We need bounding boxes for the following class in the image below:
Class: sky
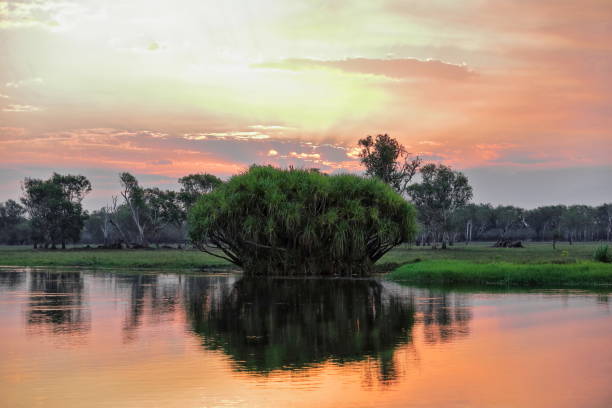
[1,0,611,209]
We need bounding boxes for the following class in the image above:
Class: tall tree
[358,134,421,194]
[178,173,223,215]
[492,206,526,239]
[407,164,473,248]
[144,188,182,245]
[21,173,91,248]
[596,204,612,242]
[119,172,148,246]
[0,199,28,244]
[561,205,592,244]
[452,203,493,245]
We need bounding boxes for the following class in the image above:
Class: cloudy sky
[1,0,611,209]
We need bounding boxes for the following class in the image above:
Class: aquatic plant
[189,166,417,276]
[593,245,611,263]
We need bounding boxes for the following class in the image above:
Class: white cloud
[3,104,42,112]
[289,152,320,160]
[249,124,292,130]
[183,131,270,141]
[0,0,81,30]
[419,140,442,146]
[5,77,43,88]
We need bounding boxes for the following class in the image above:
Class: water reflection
[2,269,612,408]
[186,278,413,381]
[418,291,472,344]
[4,270,476,383]
[26,271,90,336]
[0,270,25,290]
[182,277,475,385]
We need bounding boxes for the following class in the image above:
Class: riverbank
[0,247,230,270]
[1,243,610,286]
[387,259,612,287]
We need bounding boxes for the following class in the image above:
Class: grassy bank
[0,247,230,270]
[387,259,612,287]
[380,242,601,264]
[0,243,609,286]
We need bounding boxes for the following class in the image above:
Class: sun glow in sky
[1,0,611,207]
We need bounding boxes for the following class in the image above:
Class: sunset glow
[1,0,611,207]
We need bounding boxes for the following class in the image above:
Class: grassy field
[0,242,610,287]
[382,242,612,287]
[379,241,602,264]
[387,259,612,287]
[0,246,231,270]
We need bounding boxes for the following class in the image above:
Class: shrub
[189,166,417,276]
[593,245,611,263]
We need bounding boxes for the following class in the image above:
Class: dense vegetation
[0,133,609,281]
[189,166,417,276]
[388,260,612,287]
[0,242,603,270]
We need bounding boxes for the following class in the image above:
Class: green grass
[0,242,610,287]
[387,259,612,287]
[0,247,231,270]
[379,241,600,264]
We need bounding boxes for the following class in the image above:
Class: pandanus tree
[189,166,417,276]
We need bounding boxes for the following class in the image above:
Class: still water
[0,268,611,408]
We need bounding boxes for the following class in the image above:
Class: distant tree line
[356,134,611,248]
[416,202,612,248]
[0,172,222,248]
[0,134,610,248]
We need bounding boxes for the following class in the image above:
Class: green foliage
[525,205,566,241]
[21,173,91,248]
[118,172,183,246]
[189,166,417,276]
[178,173,223,213]
[388,259,612,286]
[0,200,29,244]
[407,163,473,247]
[358,134,421,194]
[593,245,611,263]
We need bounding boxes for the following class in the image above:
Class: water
[0,268,611,408]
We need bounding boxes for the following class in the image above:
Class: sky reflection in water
[0,269,610,408]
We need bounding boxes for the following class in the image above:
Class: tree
[144,188,182,245]
[0,199,28,244]
[452,203,493,245]
[492,206,526,239]
[358,134,421,194]
[21,173,91,248]
[178,173,223,214]
[407,164,473,249]
[119,172,148,246]
[189,166,417,276]
[596,204,612,242]
[561,205,593,245]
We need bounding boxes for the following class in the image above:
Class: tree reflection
[26,271,90,335]
[417,290,472,344]
[185,277,416,382]
[0,270,25,290]
[117,274,183,342]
